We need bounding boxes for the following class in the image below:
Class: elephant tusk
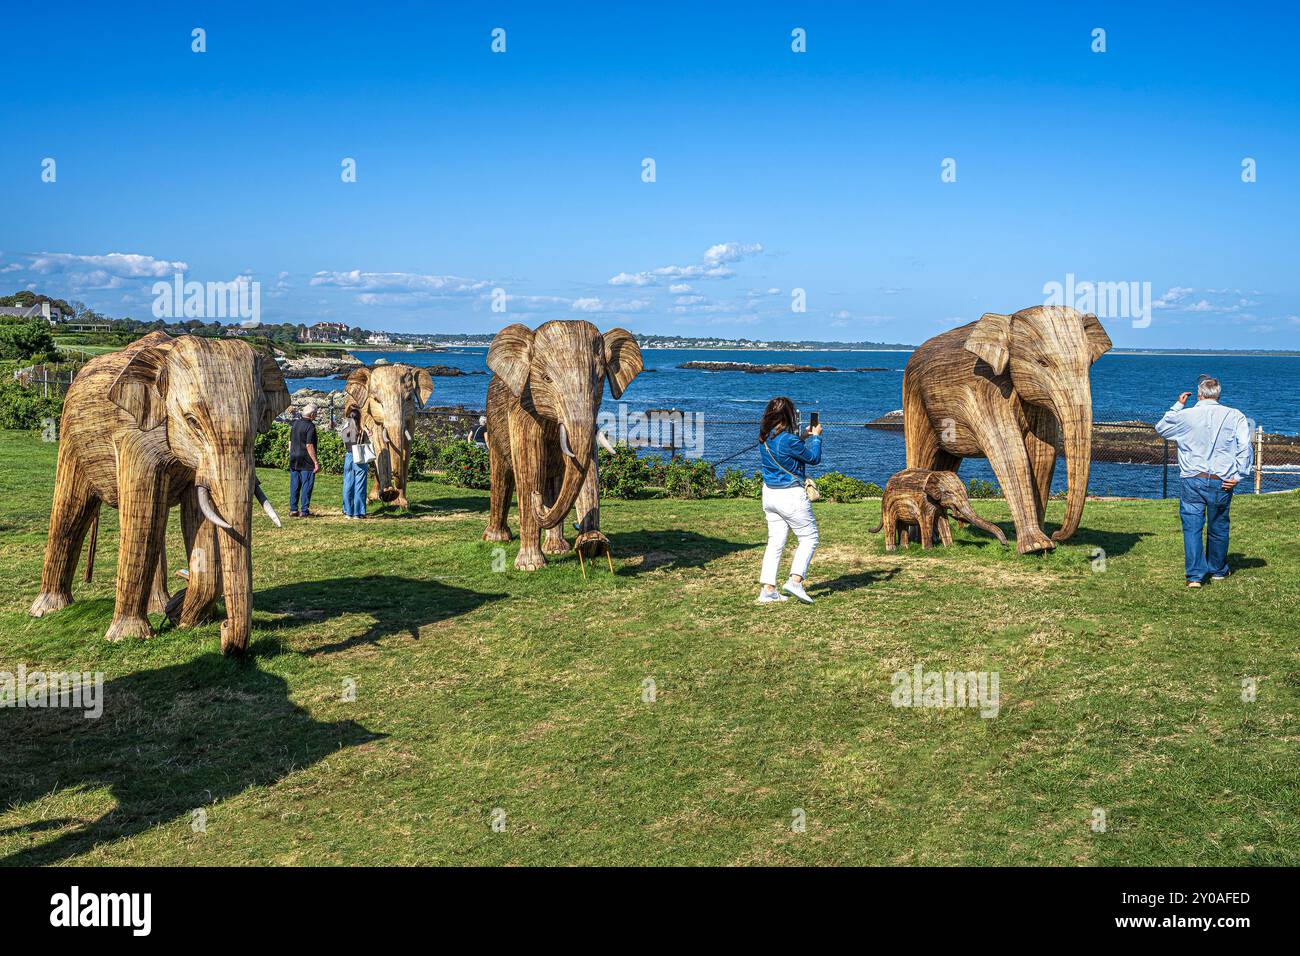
[404,428,413,443]
[559,423,577,460]
[253,480,282,528]
[597,429,616,454]
[196,486,233,530]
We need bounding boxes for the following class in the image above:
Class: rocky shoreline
[278,352,484,380]
[678,361,895,373]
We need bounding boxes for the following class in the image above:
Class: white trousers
[760,484,819,586]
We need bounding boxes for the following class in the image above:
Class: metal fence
[12,363,79,397]
[614,414,1300,499]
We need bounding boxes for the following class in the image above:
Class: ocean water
[288,348,1300,498]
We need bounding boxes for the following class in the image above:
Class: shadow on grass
[0,654,380,867]
[367,495,489,518]
[256,575,505,656]
[811,566,900,594]
[1226,552,1266,572]
[1050,527,1151,557]
[605,529,753,575]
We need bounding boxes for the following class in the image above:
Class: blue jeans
[1178,476,1232,581]
[290,468,316,514]
[342,454,368,516]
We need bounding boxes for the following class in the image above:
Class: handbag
[762,439,820,501]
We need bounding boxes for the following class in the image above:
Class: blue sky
[2,1,1298,347]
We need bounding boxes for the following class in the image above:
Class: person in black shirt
[289,404,320,516]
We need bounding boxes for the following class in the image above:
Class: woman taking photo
[756,396,822,604]
[339,406,370,519]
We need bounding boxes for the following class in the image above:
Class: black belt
[1193,472,1223,480]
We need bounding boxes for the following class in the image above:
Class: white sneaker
[757,589,788,604]
[783,579,814,604]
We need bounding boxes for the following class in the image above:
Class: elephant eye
[541,372,552,384]
[185,413,202,432]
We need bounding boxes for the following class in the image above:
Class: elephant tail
[868,515,884,534]
[83,509,99,583]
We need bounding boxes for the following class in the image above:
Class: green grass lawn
[1,429,1297,866]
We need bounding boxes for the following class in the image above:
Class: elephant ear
[1081,312,1112,364]
[963,312,1011,375]
[258,356,291,433]
[410,367,434,406]
[602,327,643,399]
[344,367,371,415]
[108,345,170,431]
[487,324,535,396]
[923,471,944,502]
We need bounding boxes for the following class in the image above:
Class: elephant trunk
[209,466,255,656]
[1051,396,1093,542]
[374,424,407,502]
[533,421,591,529]
[949,501,1008,545]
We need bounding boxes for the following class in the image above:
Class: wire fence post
[1254,425,1263,495]
[1162,440,1169,499]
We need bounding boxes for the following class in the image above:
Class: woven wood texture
[481,320,643,571]
[29,332,290,655]
[343,363,434,509]
[870,467,1009,551]
[901,305,1111,554]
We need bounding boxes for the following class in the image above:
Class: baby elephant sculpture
[483,319,642,570]
[30,332,290,655]
[870,468,1008,551]
[343,363,434,508]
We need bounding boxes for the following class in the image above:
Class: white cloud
[572,297,649,313]
[608,241,762,287]
[310,270,490,295]
[669,283,692,293]
[3,250,190,293]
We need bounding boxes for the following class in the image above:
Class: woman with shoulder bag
[756,396,823,604]
[340,406,372,519]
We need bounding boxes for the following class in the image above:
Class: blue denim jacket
[759,431,822,488]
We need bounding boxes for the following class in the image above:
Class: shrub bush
[435,440,491,489]
[663,455,717,499]
[966,478,1001,499]
[720,467,762,499]
[598,445,650,498]
[0,379,64,431]
[815,472,883,502]
[0,321,58,363]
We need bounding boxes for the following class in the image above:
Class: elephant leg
[148,524,170,615]
[107,445,169,641]
[484,440,514,542]
[882,508,897,552]
[367,463,380,502]
[936,511,953,547]
[169,485,221,627]
[541,444,571,555]
[1023,405,1058,527]
[31,441,99,617]
[918,510,935,550]
[510,410,547,571]
[979,413,1055,554]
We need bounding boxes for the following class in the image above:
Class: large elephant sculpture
[482,320,642,570]
[343,363,434,509]
[902,305,1112,553]
[29,332,290,655]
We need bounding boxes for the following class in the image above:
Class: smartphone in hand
[809,412,819,428]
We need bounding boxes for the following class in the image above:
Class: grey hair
[1198,378,1221,400]
[301,403,318,418]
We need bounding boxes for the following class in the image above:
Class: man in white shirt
[1154,377,1253,588]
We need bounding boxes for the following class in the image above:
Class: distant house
[299,321,349,343]
[0,301,62,326]
[365,332,393,345]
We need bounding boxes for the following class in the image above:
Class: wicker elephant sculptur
[870,468,1008,551]
[482,320,642,570]
[343,363,434,508]
[29,332,290,655]
[902,305,1112,554]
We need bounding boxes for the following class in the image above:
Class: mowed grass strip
[1,429,1297,865]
